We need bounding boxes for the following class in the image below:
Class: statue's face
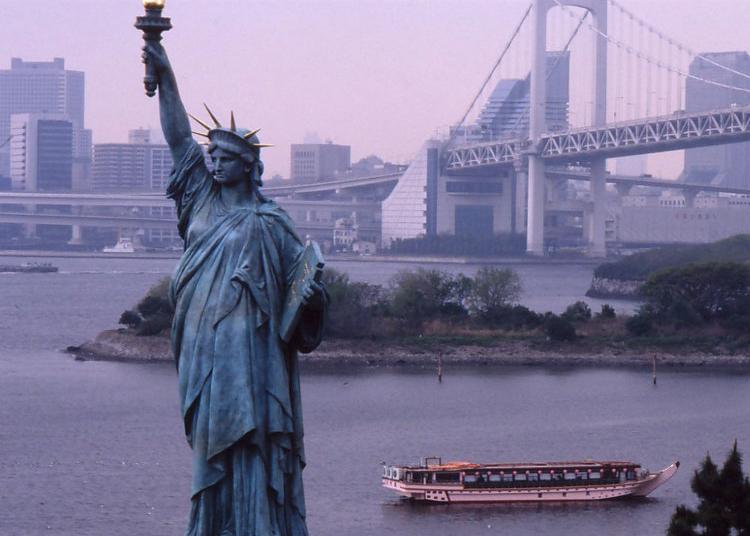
[211,147,251,187]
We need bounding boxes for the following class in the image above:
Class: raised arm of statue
[142,42,193,165]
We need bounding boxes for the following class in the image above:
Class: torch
[134,0,172,97]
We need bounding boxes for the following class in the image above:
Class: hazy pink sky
[2,0,748,178]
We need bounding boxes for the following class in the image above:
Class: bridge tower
[527,0,608,256]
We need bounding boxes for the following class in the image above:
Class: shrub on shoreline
[119,276,173,336]
[544,314,577,342]
[596,304,616,319]
[117,263,748,346]
[562,301,592,323]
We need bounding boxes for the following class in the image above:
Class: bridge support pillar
[587,159,607,257]
[526,0,547,255]
[526,156,546,255]
[512,164,528,234]
[682,190,697,208]
[68,224,83,245]
[615,183,633,197]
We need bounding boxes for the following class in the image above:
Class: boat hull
[383,462,679,503]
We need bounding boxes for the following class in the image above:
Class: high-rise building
[0,58,91,177]
[92,140,173,191]
[9,113,73,191]
[683,51,750,188]
[290,142,351,182]
[455,51,570,142]
[128,128,151,145]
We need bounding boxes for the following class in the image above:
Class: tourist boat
[102,237,136,253]
[0,262,58,273]
[382,457,679,503]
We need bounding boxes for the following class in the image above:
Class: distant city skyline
[1,0,749,179]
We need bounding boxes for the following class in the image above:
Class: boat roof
[392,460,640,471]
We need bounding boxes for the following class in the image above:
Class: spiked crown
[189,104,272,163]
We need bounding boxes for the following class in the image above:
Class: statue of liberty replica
[137,3,326,534]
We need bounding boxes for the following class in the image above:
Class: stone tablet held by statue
[280,242,325,343]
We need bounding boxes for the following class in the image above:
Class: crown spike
[188,113,212,132]
[230,111,237,132]
[243,128,261,140]
[191,131,210,138]
[203,103,221,128]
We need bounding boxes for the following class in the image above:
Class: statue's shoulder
[257,198,299,235]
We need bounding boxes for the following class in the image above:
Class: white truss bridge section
[444,139,525,170]
[445,106,750,171]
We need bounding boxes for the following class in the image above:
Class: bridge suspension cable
[454,3,532,131]
[507,10,589,136]
[608,0,750,83]
[551,0,750,97]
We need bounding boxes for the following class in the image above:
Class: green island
[72,245,750,369]
[587,234,750,299]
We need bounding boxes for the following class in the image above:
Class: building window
[446,181,503,194]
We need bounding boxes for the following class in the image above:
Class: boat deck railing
[400,477,628,488]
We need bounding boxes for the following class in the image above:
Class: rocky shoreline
[67,329,750,370]
[585,276,643,299]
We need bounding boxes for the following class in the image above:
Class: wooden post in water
[652,354,657,385]
[437,355,443,383]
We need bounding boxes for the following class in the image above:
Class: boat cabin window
[527,473,539,482]
[502,474,513,482]
[464,475,478,483]
[626,470,637,481]
[407,472,426,483]
[589,471,601,479]
[514,473,527,482]
[564,473,576,481]
[540,473,551,481]
[435,472,460,483]
[576,472,588,481]
[488,474,502,483]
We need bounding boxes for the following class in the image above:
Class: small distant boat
[0,262,58,274]
[382,457,679,503]
[103,237,136,254]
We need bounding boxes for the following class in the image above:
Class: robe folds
[166,141,324,536]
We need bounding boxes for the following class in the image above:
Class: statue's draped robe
[167,142,323,536]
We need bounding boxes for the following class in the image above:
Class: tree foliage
[388,269,469,324]
[642,262,750,322]
[596,303,616,319]
[667,442,750,536]
[321,269,383,338]
[595,234,750,281]
[544,314,577,342]
[562,301,592,323]
[466,267,522,320]
[625,306,655,337]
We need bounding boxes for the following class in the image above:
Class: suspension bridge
[382,0,750,255]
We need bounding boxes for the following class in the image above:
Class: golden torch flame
[143,0,166,8]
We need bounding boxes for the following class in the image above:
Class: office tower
[290,142,351,182]
[9,113,73,191]
[0,57,91,178]
[456,51,570,142]
[92,138,172,192]
[683,51,750,188]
